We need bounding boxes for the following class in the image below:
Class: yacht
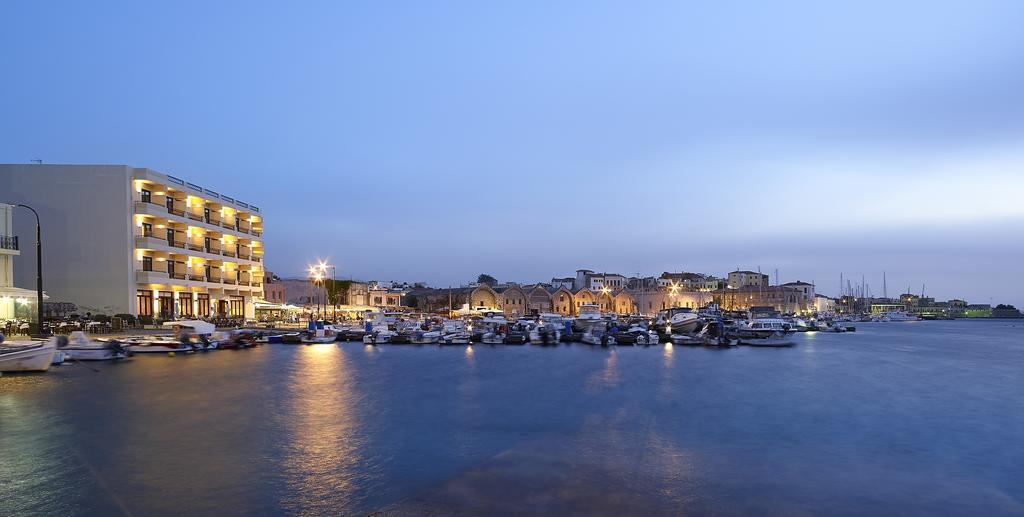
[573,304,603,331]
[882,311,920,322]
[654,307,701,335]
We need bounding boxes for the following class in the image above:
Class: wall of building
[0,164,134,314]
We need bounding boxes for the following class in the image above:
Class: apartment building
[0,164,265,319]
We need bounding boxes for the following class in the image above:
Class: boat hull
[0,343,56,372]
[63,347,128,361]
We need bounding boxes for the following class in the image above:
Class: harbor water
[2,320,1023,515]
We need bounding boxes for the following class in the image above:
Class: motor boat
[57,332,131,361]
[736,331,796,347]
[882,311,920,322]
[612,324,659,345]
[125,335,194,354]
[410,329,441,345]
[0,339,57,372]
[654,307,701,335]
[362,328,396,344]
[440,320,471,345]
[573,304,603,331]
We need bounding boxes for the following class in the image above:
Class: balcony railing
[187,211,204,221]
[251,281,263,288]
[169,240,186,249]
[222,250,236,258]
[205,216,221,226]
[237,222,250,232]
[238,253,251,260]
[167,204,185,217]
[0,235,18,251]
[189,273,206,281]
[251,230,262,237]
[169,272,186,280]
[187,243,204,252]
[205,247,221,255]
[252,256,262,263]
[221,221,235,229]
[223,278,237,285]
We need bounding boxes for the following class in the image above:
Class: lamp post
[16,204,46,337]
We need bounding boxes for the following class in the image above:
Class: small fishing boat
[362,329,396,344]
[0,340,57,372]
[58,332,131,361]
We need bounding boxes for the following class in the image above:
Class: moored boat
[0,340,57,372]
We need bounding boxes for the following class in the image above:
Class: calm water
[2,320,1023,516]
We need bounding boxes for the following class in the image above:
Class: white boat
[738,318,792,334]
[362,329,396,344]
[882,311,919,322]
[410,330,441,344]
[0,341,56,372]
[818,321,847,333]
[654,307,701,335]
[737,331,796,347]
[573,304,603,331]
[57,332,131,361]
[126,337,194,354]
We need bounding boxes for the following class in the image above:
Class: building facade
[727,270,769,289]
[1,203,41,321]
[0,164,265,319]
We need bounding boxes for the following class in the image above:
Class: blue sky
[2,1,1023,305]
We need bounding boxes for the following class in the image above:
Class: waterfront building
[781,280,815,312]
[551,286,575,315]
[727,270,769,289]
[714,285,804,314]
[0,164,265,319]
[262,271,287,304]
[814,294,836,313]
[525,285,554,314]
[0,203,42,321]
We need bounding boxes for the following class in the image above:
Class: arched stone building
[498,285,528,317]
[551,286,575,315]
[526,285,553,314]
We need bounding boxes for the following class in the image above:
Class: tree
[478,274,497,286]
[325,279,352,305]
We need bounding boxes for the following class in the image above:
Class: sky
[2,1,1023,305]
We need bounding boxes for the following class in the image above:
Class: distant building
[262,271,286,304]
[727,270,769,289]
[814,294,836,314]
[780,281,815,312]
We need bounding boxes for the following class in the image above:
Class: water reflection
[586,350,619,392]
[280,344,365,514]
[662,343,674,369]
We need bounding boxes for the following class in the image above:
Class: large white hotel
[0,164,265,319]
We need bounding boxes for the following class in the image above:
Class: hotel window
[137,290,153,316]
[142,222,153,237]
[179,293,193,317]
[166,196,175,212]
[166,228,175,244]
[141,189,152,203]
[198,293,210,316]
[142,256,153,271]
[158,292,173,318]
[204,207,211,223]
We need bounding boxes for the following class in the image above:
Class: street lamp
[16,204,46,337]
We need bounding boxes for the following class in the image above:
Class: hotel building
[0,164,265,319]
[1,203,42,320]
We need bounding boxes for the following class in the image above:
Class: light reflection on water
[1,321,1022,515]
[279,345,364,515]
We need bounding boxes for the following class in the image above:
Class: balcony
[221,221,235,229]
[0,235,18,251]
[136,270,169,283]
[222,250,236,258]
[187,243,204,252]
[187,211,204,222]
[168,271,187,280]
[167,203,186,217]
[168,240,186,249]
[223,278,237,285]
[251,229,262,237]
[205,246,222,255]
[237,222,251,233]
[188,273,206,281]
[135,235,167,249]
